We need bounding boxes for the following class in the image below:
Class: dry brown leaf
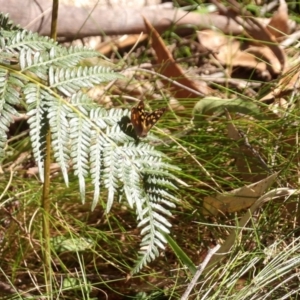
[259,64,300,102]
[275,66,300,93]
[225,0,286,73]
[203,187,295,277]
[197,30,240,54]
[245,44,282,75]
[267,0,289,39]
[202,172,278,216]
[143,16,211,101]
[197,30,268,74]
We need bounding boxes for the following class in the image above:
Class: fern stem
[50,0,59,41]
[41,0,59,296]
[42,130,52,296]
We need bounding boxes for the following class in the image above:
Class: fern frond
[0,14,20,32]
[49,66,123,96]
[9,31,55,51]
[0,13,182,273]
[24,84,47,180]
[89,106,180,272]
[133,198,170,274]
[70,116,92,201]
[131,172,178,273]
[20,46,105,71]
[48,102,71,185]
[90,131,105,211]
[121,161,142,209]
[0,70,22,161]
[103,144,121,212]
[48,46,101,67]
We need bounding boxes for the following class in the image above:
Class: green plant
[0,13,179,274]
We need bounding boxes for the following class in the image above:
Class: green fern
[0,14,179,273]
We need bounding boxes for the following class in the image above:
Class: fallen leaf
[259,64,300,102]
[225,0,286,73]
[203,187,296,276]
[202,172,278,216]
[197,30,271,76]
[267,0,289,39]
[193,97,262,124]
[143,16,211,101]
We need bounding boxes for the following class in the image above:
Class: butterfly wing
[131,100,146,137]
[144,109,166,135]
[131,100,166,138]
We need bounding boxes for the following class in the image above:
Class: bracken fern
[0,14,179,273]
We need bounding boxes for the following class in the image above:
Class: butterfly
[131,100,166,138]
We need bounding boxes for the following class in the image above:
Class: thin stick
[181,244,221,300]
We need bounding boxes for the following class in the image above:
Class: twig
[181,244,221,300]
[129,67,206,97]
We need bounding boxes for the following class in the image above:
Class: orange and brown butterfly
[131,100,167,138]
